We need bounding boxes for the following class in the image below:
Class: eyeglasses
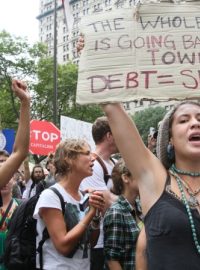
[78,150,91,156]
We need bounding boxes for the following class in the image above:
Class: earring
[167,143,175,161]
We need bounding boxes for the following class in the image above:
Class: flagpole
[53,0,58,125]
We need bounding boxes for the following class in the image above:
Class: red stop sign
[29,120,61,156]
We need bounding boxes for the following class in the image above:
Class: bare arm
[135,226,148,270]
[107,261,123,270]
[23,157,31,183]
[40,191,104,255]
[41,207,95,255]
[0,79,30,188]
[102,103,166,213]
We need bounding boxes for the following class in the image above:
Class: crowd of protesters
[1,28,200,269]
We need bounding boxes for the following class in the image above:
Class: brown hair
[0,150,9,157]
[54,138,89,176]
[46,152,55,168]
[31,164,45,182]
[92,116,111,144]
[111,159,131,195]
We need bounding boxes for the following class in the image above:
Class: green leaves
[132,106,166,145]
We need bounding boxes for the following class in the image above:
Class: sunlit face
[73,144,94,178]
[170,104,200,159]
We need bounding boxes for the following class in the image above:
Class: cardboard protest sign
[76,3,200,105]
[60,115,95,150]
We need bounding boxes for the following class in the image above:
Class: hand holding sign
[76,3,200,105]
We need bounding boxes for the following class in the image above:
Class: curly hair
[54,138,89,176]
[111,159,131,195]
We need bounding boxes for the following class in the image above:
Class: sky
[0,0,40,45]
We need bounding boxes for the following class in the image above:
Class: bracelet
[92,214,101,223]
[90,222,100,230]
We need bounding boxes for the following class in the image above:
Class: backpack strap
[92,153,115,185]
[49,187,65,214]
[36,180,47,196]
[28,182,35,198]
[14,198,23,205]
[37,187,65,270]
[0,199,13,229]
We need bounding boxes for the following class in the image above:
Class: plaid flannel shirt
[103,195,141,270]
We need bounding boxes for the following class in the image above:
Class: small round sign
[0,131,6,150]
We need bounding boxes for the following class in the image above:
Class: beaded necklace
[171,164,200,177]
[170,164,200,207]
[169,169,200,254]
[175,177,200,208]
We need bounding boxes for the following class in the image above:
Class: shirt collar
[118,195,134,214]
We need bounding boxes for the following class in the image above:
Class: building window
[73,51,77,58]
[63,54,69,62]
[123,102,130,110]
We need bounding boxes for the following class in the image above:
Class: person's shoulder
[26,179,33,185]
[104,201,122,219]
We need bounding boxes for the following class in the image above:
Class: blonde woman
[34,139,105,270]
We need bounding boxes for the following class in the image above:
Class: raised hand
[12,79,30,103]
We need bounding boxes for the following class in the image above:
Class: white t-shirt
[33,183,90,270]
[22,179,36,199]
[80,158,115,249]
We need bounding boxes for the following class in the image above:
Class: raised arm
[102,103,166,213]
[0,79,30,188]
[23,157,31,183]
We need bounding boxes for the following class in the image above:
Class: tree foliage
[132,106,167,145]
[0,31,47,129]
[0,30,103,128]
[32,58,103,126]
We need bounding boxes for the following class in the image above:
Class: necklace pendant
[188,195,199,207]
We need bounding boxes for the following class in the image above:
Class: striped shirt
[103,195,141,270]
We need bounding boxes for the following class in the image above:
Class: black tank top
[144,176,200,270]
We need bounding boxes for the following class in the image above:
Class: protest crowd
[1,2,200,270]
[1,80,200,270]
